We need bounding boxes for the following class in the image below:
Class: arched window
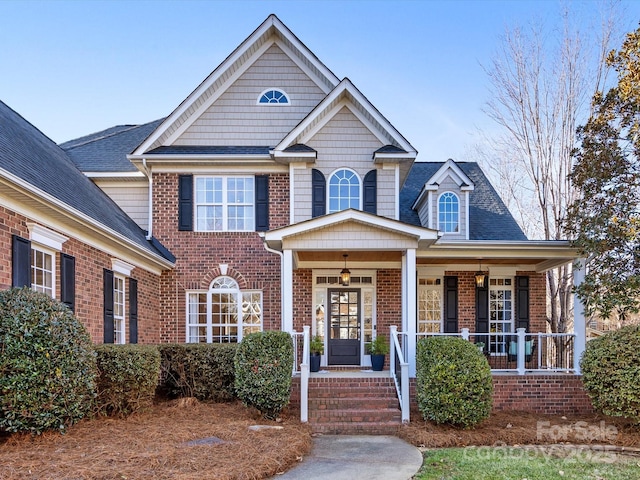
[438,192,459,233]
[328,169,360,213]
[186,276,262,343]
[257,89,290,104]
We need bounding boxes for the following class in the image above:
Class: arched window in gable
[328,168,361,213]
[257,89,290,105]
[438,192,459,233]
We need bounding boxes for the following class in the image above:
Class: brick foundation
[408,374,594,416]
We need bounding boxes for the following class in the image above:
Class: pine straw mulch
[0,398,312,480]
[2,405,640,480]
[398,410,640,451]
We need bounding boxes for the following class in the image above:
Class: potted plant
[309,335,323,373]
[367,334,390,371]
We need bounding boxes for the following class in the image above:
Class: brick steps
[307,375,402,435]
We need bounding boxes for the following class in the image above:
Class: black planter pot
[370,354,385,371]
[310,353,321,372]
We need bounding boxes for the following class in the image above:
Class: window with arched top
[438,192,459,233]
[257,89,290,104]
[186,276,262,343]
[328,168,361,213]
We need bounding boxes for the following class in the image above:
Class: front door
[328,289,360,365]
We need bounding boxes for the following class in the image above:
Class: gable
[173,44,327,147]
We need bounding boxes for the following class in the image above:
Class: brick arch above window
[200,266,248,290]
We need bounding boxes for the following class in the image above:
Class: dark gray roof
[146,145,272,155]
[400,162,527,241]
[283,143,316,153]
[0,101,174,263]
[374,145,407,154]
[61,119,164,172]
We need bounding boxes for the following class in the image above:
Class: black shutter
[103,269,114,344]
[129,278,138,344]
[515,276,530,331]
[178,174,193,231]
[363,170,377,214]
[12,235,31,288]
[255,175,269,231]
[60,253,76,312]
[443,276,458,333]
[311,169,326,217]
[475,278,489,334]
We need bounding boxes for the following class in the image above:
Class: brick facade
[152,173,288,342]
[0,206,162,344]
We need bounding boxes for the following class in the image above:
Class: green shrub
[0,288,97,434]
[416,336,493,428]
[94,344,160,416]
[158,343,237,401]
[234,331,293,419]
[580,324,640,423]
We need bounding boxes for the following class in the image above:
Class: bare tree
[478,3,621,334]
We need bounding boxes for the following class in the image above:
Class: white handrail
[390,326,410,423]
[300,326,310,423]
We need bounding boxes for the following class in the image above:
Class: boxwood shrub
[580,324,640,423]
[416,336,493,428]
[94,344,161,416]
[234,331,293,419]
[158,343,237,401]
[0,288,97,434]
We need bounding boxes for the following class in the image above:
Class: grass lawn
[414,446,640,480]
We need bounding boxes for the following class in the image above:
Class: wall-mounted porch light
[340,254,351,286]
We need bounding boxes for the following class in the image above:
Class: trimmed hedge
[416,336,493,428]
[0,288,97,434]
[581,324,640,423]
[158,343,237,401]
[94,344,161,416]
[234,331,293,419]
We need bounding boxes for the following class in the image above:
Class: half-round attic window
[257,89,290,105]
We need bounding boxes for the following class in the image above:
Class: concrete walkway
[272,435,423,480]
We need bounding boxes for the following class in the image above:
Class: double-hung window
[489,277,513,354]
[195,176,255,231]
[187,276,262,343]
[31,246,54,298]
[113,275,126,344]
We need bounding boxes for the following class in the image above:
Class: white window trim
[437,191,460,234]
[194,175,255,232]
[27,223,68,251]
[327,168,362,214]
[256,88,291,105]
[113,274,126,344]
[31,244,56,298]
[418,278,443,333]
[112,259,135,277]
[488,277,514,355]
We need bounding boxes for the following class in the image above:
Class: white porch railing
[291,326,310,423]
[390,326,410,423]
[416,328,576,374]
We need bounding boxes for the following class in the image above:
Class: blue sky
[2,0,638,162]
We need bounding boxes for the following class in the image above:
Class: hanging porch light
[340,254,351,286]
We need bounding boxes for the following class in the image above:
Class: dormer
[411,159,474,240]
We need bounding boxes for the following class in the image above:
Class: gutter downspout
[259,232,284,318]
[142,158,153,240]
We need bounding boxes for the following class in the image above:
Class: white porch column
[573,260,587,375]
[404,249,417,377]
[282,249,294,333]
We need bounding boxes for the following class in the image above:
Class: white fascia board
[275,38,336,94]
[84,171,145,179]
[428,159,475,190]
[264,209,437,244]
[129,154,274,163]
[372,152,417,162]
[140,163,289,175]
[271,150,317,162]
[0,169,174,273]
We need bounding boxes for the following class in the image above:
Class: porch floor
[309,369,391,379]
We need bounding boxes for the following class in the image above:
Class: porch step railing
[291,326,310,423]
[389,326,410,423]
